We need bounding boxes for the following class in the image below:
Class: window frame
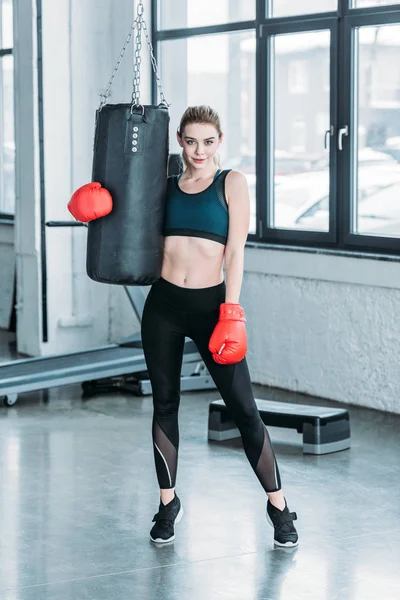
[151,0,400,256]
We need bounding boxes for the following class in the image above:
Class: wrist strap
[219,303,246,322]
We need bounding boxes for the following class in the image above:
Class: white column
[13,0,42,355]
[13,0,152,356]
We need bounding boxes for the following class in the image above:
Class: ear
[217,132,224,147]
[176,131,184,148]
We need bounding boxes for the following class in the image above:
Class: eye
[205,141,214,145]
[186,140,194,145]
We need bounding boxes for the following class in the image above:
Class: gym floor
[0,331,399,600]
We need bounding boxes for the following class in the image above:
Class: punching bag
[86,104,169,285]
[83,0,170,286]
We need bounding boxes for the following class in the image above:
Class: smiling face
[177,123,223,170]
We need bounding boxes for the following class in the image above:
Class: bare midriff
[161,235,225,288]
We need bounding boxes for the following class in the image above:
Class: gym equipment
[208,303,247,365]
[0,149,187,408]
[0,281,216,407]
[87,103,169,286]
[86,0,169,286]
[68,182,113,222]
[208,398,351,455]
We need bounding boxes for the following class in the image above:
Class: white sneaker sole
[266,512,299,547]
[150,505,184,544]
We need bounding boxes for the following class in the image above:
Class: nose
[195,146,205,157]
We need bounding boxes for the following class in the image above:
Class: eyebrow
[184,136,216,141]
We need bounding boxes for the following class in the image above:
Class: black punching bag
[86,104,169,286]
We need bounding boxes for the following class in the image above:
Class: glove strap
[219,303,246,322]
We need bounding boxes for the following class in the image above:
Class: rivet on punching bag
[85,0,170,286]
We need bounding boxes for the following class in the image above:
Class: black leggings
[141,277,282,493]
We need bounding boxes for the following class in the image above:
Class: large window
[159,29,256,231]
[353,24,400,237]
[0,0,14,217]
[159,0,255,30]
[270,0,337,18]
[154,0,400,255]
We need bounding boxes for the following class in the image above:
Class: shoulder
[225,170,248,189]
[224,170,249,204]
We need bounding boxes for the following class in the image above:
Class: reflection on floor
[0,330,399,600]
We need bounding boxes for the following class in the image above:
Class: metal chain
[142,18,169,106]
[131,1,144,108]
[98,0,169,114]
[98,19,138,111]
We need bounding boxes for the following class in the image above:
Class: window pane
[353,0,400,7]
[159,32,256,233]
[353,24,400,238]
[1,0,13,48]
[271,31,331,232]
[159,0,255,30]
[270,0,337,18]
[0,54,15,214]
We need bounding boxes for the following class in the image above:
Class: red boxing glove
[208,303,247,365]
[67,182,112,222]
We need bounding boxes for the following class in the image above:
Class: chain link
[98,19,138,111]
[98,0,169,114]
[131,0,144,108]
[142,18,169,106]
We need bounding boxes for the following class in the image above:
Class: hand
[68,182,112,222]
[208,303,247,365]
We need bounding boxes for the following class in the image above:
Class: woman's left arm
[224,171,250,304]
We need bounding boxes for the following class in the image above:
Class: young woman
[141,105,298,547]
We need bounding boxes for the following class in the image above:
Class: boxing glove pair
[68,182,112,222]
[209,303,247,365]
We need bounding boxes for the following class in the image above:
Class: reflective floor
[0,331,399,600]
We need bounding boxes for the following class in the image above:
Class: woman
[141,105,298,547]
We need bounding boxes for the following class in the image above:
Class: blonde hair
[177,105,223,169]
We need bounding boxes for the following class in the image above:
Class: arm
[208,171,250,364]
[224,171,250,303]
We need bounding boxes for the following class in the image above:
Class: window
[154,0,400,255]
[288,60,309,94]
[353,0,400,7]
[158,0,255,31]
[159,31,256,232]
[353,23,400,240]
[272,30,331,232]
[270,0,337,18]
[0,0,14,217]
[291,117,307,153]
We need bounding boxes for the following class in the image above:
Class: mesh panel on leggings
[152,418,178,489]
[222,362,282,493]
[254,426,282,492]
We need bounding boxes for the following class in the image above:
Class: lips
[193,158,205,163]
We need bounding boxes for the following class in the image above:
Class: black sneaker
[150,495,183,544]
[266,499,298,547]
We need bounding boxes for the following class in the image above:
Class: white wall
[242,246,400,414]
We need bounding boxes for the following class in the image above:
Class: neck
[184,165,218,180]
